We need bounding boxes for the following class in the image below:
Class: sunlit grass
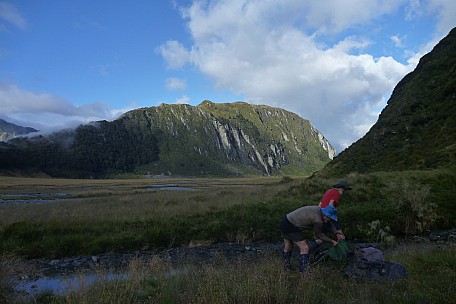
[0,176,296,224]
[0,176,302,257]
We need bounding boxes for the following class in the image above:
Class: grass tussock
[14,244,456,304]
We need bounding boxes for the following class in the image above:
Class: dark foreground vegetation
[1,170,455,303]
[2,244,455,303]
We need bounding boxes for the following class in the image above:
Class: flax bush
[387,178,438,236]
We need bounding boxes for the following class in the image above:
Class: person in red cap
[318,180,352,241]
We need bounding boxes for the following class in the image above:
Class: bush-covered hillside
[321,27,456,176]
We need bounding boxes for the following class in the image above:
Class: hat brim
[321,209,338,221]
[333,184,352,190]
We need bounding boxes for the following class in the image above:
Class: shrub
[387,178,438,236]
[367,220,396,246]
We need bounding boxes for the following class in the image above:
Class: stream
[10,241,283,301]
[0,185,200,206]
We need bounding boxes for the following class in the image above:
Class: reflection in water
[14,269,183,300]
[0,198,81,206]
[146,184,206,191]
[0,192,79,206]
[0,184,203,205]
[14,273,125,300]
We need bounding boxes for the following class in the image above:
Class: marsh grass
[0,171,455,257]
[22,244,456,304]
[0,176,293,224]
[0,176,300,257]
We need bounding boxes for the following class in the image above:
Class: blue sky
[1,0,455,153]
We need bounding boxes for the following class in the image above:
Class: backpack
[343,259,407,280]
[358,247,384,261]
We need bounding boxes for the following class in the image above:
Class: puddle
[0,192,81,205]
[0,198,82,206]
[0,184,208,205]
[13,272,129,301]
[13,269,182,301]
[146,184,202,191]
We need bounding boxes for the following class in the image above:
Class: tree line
[0,119,159,178]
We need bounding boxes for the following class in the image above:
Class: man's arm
[331,220,345,240]
[313,222,337,245]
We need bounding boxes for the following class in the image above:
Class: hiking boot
[282,251,293,270]
[298,253,309,272]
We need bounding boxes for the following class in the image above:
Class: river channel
[11,241,282,301]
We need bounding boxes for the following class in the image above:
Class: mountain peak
[0,119,39,142]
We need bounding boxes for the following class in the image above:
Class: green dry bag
[324,240,351,261]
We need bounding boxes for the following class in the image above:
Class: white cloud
[429,0,456,34]
[0,83,121,132]
[166,77,187,90]
[391,34,404,48]
[404,0,425,20]
[160,0,419,152]
[175,95,190,104]
[0,2,27,30]
[158,40,191,69]
[296,0,405,34]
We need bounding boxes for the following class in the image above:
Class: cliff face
[119,100,334,176]
[0,119,38,142]
[321,27,456,176]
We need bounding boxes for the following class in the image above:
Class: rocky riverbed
[8,228,456,300]
[19,241,283,279]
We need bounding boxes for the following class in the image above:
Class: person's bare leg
[294,240,309,254]
[283,239,293,252]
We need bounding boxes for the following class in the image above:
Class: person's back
[319,188,341,208]
[286,205,322,229]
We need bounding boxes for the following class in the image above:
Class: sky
[1,0,455,153]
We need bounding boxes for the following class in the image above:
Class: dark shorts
[279,216,306,241]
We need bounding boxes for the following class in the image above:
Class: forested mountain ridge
[320,27,456,176]
[0,101,334,178]
[0,119,38,142]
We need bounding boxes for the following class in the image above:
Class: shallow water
[146,186,196,191]
[0,197,82,205]
[14,272,126,300]
[13,269,184,301]
[0,185,198,206]
[146,184,205,191]
[0,185,201,205]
